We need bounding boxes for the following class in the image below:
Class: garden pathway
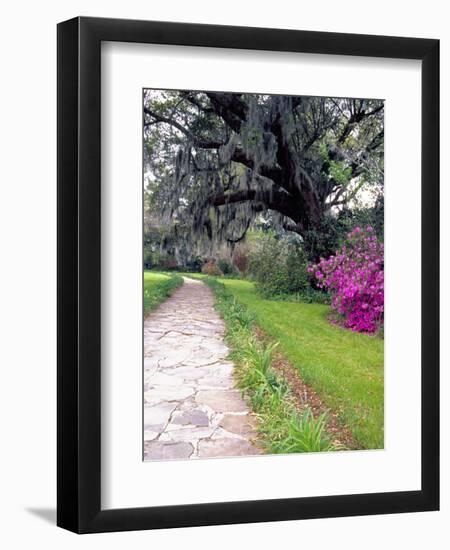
[143,277,262,460]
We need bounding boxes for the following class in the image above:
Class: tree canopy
[143,90,384,260]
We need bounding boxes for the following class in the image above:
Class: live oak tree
[143,90,383,259]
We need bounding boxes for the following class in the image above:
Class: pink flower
[309,228,384,333]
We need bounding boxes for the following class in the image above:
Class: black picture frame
[57,16,439,534]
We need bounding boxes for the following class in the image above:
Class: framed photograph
[57,17,439,533]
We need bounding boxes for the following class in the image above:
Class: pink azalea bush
[308,227,384,333]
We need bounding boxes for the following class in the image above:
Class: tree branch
[205,92,248,132]
[179,91,214,113]
[211,187,301,224]
[144,107,224,149]
[338,102,384,144]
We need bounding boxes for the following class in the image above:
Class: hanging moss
[143,90,384,260]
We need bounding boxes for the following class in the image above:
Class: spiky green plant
[272,409,344,453]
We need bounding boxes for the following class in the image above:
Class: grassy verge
[256,287,331,305]
[217,278,384,449]
[143,271,183,315]
[204,277,345,454]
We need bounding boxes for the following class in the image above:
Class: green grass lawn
[218,278,384,450]
[143,271,183,314]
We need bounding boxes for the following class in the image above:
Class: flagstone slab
[197,438,262,458]
[143,430,160,442]
[171,409,210,427]
[165,366,213,380]
[150,372,185,386]
[163,426,216,442]
[195,390,249,413]
[197,376,235,389]
[220,414,259,437]
[144,441,194,460]
[144,386,195,405]
[144,402,177,430]
[158,349,193,368]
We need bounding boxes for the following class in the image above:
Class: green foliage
[329,160,352,186]
[272,409,342,453]
[302,201,384,262]
[143,222,205,272]
[265,287,331,305]
[296,286,331,304]
[143,247,153,267]
[183,256,204,272]
[143,247,178,271]
[217,258,238,276]
[143,271,183,314]
[248,232,309,297]
[203,277,343,454]
[350,197,384,241]
[319,142,352,186]
[216,278,384,450]
[144,91,384,257]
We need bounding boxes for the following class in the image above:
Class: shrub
[201,259,223,276]
[310,226,384,333]
[301,201,384,262]
[143,249,180,271]
[248,233,309,297]
[217,258,238,276]
[165,256,179,270]
[232,243,250,274]
[293,287,331,305]
[184,256,203,272]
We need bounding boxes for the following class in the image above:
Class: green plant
[272,409,342,453]
[143,271,183,314]
[217,258,238,276]
[201,276,346,454]
[294,287,331,304]
[255,287,331,305]
[216,278,384,449]
[310,226,384,333]
[232,243,250,274]
[248,232,309,297]
[201,259,223,276]
[239,340,278,390]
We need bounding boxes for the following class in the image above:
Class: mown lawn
[219,279,384,450]
[143,271,183,314]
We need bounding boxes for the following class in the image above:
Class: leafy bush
[217,258,238,276]
[290,287,331,305]
[248,233,309,297]
[183,256,203,272]
[143,249,180,271]
[302,201,384,262]
[232,243,250,274]
[310,226,384,333]
[249,287,330,305]
[201,259,223,276]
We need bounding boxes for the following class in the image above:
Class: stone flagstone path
[144,277,262,461]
